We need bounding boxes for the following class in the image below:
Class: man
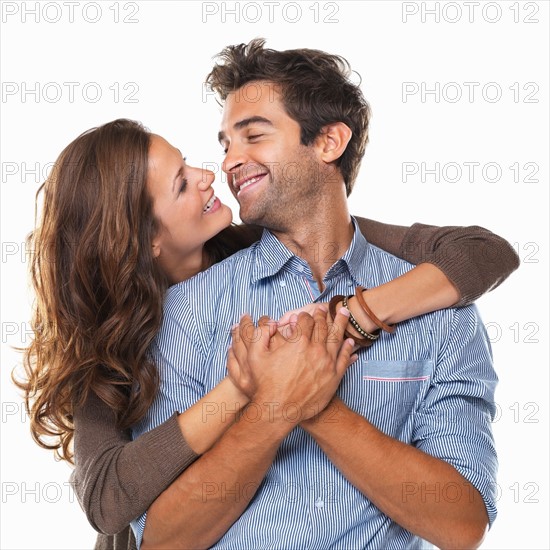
[132,39,498,549]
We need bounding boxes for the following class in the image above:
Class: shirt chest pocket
[340,360,434,442]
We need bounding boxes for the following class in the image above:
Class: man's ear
[315,122,352,163]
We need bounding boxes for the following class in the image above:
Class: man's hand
[227,307,356,423]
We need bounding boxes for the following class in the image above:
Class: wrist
[360,288,392,327]
[345,296,378,334]
[224,375,252,405]
[240,399,300,437]
[354,287,396,334]
[234,388,251,406]
[300,397,346,433]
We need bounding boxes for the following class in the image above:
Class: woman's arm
[343,217,520,335]
[355,217,520,306]
[71,378,248,535]
[279,218,520,334]
[221,218,519,308]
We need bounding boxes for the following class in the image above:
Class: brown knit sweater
[70,217,519,550]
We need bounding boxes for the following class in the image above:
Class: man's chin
[239,204,283,230]
[239,208,261,226]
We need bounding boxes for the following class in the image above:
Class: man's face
[218,81,325,230]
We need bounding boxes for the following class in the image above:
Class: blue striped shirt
[131,219,498,548]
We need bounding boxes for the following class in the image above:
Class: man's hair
[206,38,371,196]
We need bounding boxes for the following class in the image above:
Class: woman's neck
[163,248,206,285]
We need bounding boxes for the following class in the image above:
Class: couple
[20,39,518,549]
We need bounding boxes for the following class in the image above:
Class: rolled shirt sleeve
[413,305,498,526]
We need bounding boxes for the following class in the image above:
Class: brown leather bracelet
[355,286,396,333]
[328,294,379,348]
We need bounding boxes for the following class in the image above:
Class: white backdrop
[1,1,548,548]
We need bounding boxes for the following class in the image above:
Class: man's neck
[272,203,354,289]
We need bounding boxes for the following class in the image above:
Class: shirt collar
[330,216,373,288]
[251,229,296,284]
[251,217,374,288]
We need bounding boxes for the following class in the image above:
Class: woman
[16,119,519,550]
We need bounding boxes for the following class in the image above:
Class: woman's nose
[191,166,215,191]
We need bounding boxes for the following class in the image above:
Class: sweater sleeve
[70,392,198,535]
[354,217,520,307]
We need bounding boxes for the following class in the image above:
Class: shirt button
[348,281,354,287]
[315,497,324,509]
[297,265,304,273]
[279,280,286,287]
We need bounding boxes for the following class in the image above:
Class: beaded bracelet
[342,296,380,341]
[328,294,380,348]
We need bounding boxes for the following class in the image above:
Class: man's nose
[222,141,246,176]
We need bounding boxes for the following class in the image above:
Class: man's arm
[302,402,489,549]
[301,306,498,550]
[138,310,354,549]
[141,400,291,549]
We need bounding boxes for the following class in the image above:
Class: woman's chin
[219,203,234,228]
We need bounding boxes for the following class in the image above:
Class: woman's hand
[276,297,377,345]
[276,303,327,327]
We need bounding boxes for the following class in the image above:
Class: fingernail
[339,307,350,317]
[346,338,355,346]
[318,305,328,313]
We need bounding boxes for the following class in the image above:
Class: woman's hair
[15,119,167,463]
[205,38,371,197]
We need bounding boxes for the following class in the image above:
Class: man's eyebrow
[218,116,273,143]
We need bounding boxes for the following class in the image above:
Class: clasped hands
[227,306,356,428]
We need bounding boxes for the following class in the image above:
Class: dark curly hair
[206,38,371,196]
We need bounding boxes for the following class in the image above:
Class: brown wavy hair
[14,119,167,463]
[205,38,371,196]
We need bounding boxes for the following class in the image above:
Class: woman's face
[148,134,232,282]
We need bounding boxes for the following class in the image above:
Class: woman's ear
[315,122,352,163]
[152,237,161,258]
